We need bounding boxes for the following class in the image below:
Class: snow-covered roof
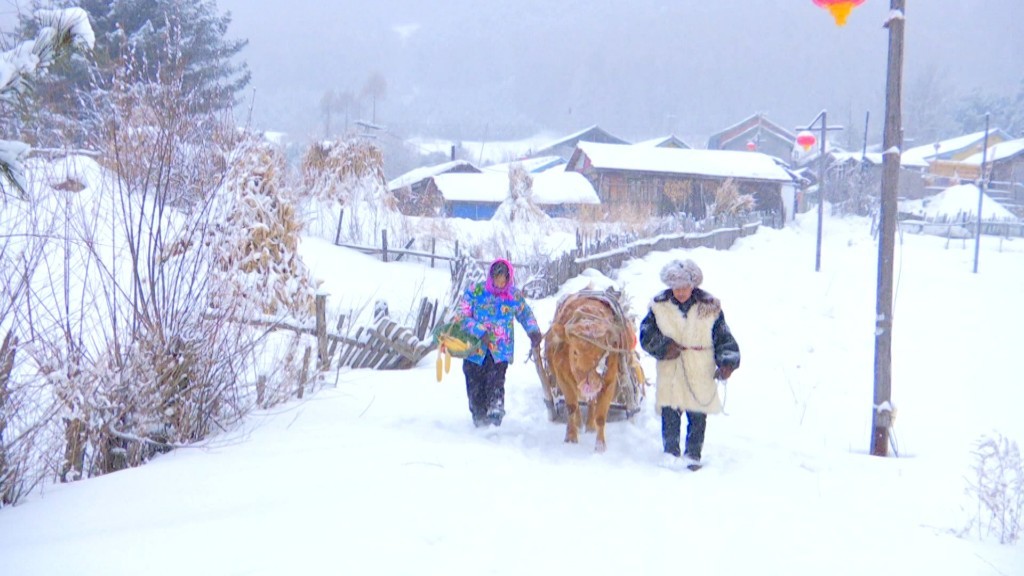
[532,125,630,155]
[901,129,1012,168]
[481,156,565,174]
[633,135,691,149]
[387,160,478,190]
[831,151,884,165]
[575,141,795,182]
[431,172,600,204]
[961,138,1024,165]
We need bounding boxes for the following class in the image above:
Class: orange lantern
[813,0,865,27]
[796,131,817,152]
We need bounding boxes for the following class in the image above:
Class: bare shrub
[10,44,290,485]
[604,202,657,234]
[0,164,63,504]
[663,180,694,214]
[710,178,756,217]
[963,433,1024,544]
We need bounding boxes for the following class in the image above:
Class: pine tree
[21,0,250,146]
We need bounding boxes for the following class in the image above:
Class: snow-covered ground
[1,212,1022,575]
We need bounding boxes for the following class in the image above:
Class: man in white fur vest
[639,259,740,470]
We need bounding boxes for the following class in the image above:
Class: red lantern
[796,131,817,152]
[746,140,757,151]
[813,0,865,27]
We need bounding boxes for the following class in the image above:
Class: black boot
[661,407,682,457]
[683,410,707,461]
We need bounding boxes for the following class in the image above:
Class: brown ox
[544,292,634,452]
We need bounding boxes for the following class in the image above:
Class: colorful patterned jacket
[457,259,540,365]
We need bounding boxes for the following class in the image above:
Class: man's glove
[529,331,543,349]
[662,341,682,360]
[714,365,735,380]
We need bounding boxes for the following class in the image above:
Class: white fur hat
[660,259,703,289]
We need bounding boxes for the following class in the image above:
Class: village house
[388,160,481,215]
[901,128,1014,188]
[956,137,1024,216]
[566,141,796,223]
[527,125,630,161]
[707,113,797,163]
[415,171,600,220]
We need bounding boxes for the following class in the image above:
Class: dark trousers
[661,407,707,460]
[463,352,508,426]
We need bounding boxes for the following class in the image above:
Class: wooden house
[959,137,1024,216]
[828,151,926,201]
[707,113,796,163]
[388,160,481,215]
[418,171,600,220]
[567,141,796,221]
[901,129,1014,168]
[901,129,1014,191]
[528,125,630,161]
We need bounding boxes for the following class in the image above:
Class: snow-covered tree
[20,0,249,147]
[0,8,93,198]
[490,163,552,263]
[492,163,549,227]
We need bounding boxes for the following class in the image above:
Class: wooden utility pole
[871,0,906,457]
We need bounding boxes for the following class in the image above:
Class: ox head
[549,300,624,401]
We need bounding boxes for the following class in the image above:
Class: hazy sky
[215,0,1022,145]
[6,1,1024,145]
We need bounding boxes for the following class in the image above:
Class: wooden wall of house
[398,181,446,217]
[587,169,784,219]
[991,156,1024,188]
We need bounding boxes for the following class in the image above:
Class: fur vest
[650,297,723,414]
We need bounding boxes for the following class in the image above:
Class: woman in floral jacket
[457,259,543,427]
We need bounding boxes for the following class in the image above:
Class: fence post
[315,293,328,370]
[382,230,389,262]
[430,238,436,268]
[256,375,266,407]
[334,208,345,245]
[299,346,311,399]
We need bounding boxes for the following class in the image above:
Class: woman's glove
[529,331,543,348]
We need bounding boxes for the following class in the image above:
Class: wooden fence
[518,218,761,299]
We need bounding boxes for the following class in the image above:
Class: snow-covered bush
[298,139,407,247]
[490,163,553,263]
[212,138,319,320]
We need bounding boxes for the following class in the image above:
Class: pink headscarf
[485,258,515,298]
